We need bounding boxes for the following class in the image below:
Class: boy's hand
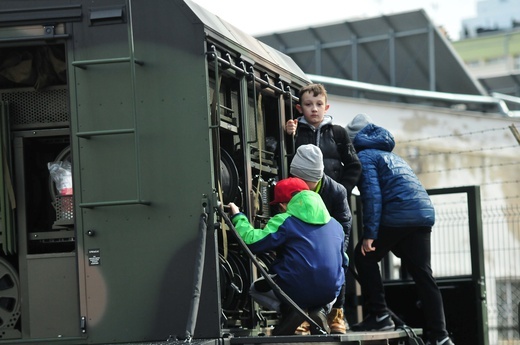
[228,202,240,215]
[361,238,376,256]
[285,119,298,135]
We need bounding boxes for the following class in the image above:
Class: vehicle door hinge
[80,316,87,333]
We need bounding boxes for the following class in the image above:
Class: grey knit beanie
[290,144,324,182]
[345,113,372,141]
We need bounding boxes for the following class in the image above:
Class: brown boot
[327,308,348,334]
[294,321,310,335]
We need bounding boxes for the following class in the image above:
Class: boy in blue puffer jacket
[345,114,455,345]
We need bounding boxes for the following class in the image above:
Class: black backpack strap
[331,124,347,147]
[329,124,362,196]
[331,124,348,162]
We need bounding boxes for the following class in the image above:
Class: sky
[190,0,478,41]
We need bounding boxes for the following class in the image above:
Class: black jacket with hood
[317,174,352,248]
[288,115,361,198]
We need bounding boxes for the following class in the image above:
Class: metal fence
[428,195,519,344]
[394,124,520,345]
[371,189,520,344]
[480,203,520,344]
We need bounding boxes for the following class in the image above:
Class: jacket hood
[352,123,395,152]
[298,114,333,130]
[286,190,331,225]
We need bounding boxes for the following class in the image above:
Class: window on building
[466,59,481,67]
[485,56,506,65]
[513,54,520,71]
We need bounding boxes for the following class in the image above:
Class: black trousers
[332,278,346,309]
[354,225,448,340]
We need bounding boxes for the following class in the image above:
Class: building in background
[453,0,520,110]
[460,0,520,39]
[453,30,520,109]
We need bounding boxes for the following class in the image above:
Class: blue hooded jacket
[231,190,345,308]
[353,124,435,239]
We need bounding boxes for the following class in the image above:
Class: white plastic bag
[48,161,72,195]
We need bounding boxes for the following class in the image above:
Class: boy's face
[296,91,330,128]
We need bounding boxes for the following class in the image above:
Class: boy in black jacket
[286,83,361,202]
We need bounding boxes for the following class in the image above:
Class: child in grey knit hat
[290,143,353,335]
[290,144,324,183]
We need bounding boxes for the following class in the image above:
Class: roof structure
[255,10,509,112]
[184,0,310,85]
[480,73,520,103]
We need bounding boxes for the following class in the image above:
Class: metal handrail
[71,57,143,69]
[307,73,515,116]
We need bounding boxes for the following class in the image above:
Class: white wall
[328,93,519,209]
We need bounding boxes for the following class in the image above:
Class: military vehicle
[0,1,435,344]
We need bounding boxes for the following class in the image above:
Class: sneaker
[387,309,406,327]
[327,308,348,334]
[350,313,395,331]
[308,307,330,335]
[426,337,455,345]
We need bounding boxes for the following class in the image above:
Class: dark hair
[298,83,328,105]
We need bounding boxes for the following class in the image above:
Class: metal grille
[0,86,69,130]
[496,280,520,342]
[432,199,520,343]
[381,193,520,343]
[55,195,74,221]
[430,194,473,277]
[483,204,520,344]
